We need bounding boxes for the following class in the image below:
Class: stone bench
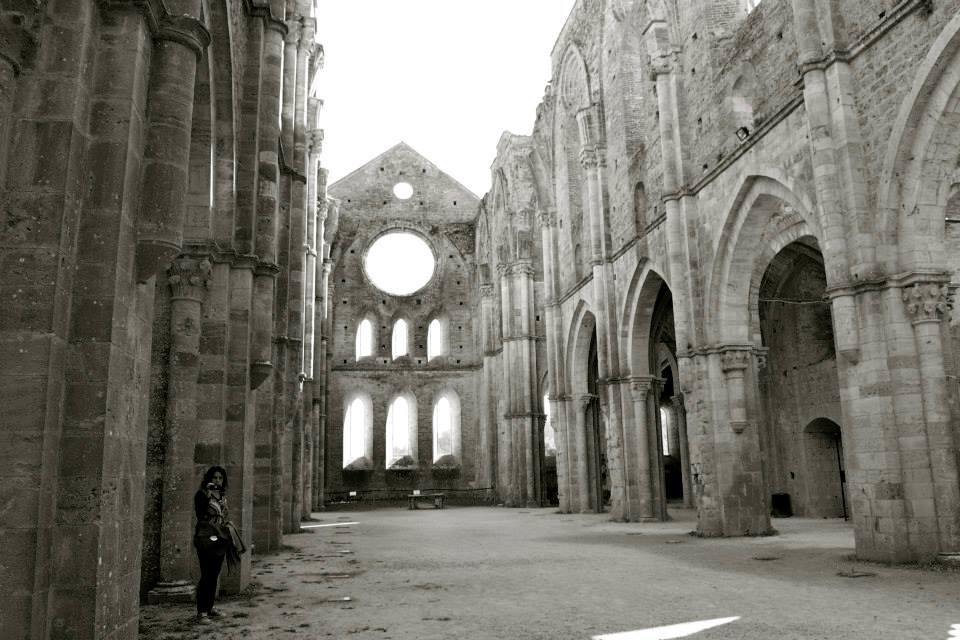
[408,493,446,510]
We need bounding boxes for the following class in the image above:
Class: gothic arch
[877,11,960,273]
[619,263,672,376]
[558,43,592,113]
[706,175,820,345]
[566,300,597,395]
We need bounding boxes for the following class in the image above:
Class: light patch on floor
[300,521,359,529]
[592,616,740,640]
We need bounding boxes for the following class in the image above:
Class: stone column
[150,257,212,601]
[135,16,211,281]
[672,394,693,508]
[902,282,960,553]
[628,377,656,519]
[479,283,498,490]
[718,347,771,535]
[574,393,594,512]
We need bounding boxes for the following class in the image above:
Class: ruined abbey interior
[3,0,960,638]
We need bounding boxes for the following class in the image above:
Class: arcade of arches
[3,0,960,638]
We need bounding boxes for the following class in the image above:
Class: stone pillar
[135,16,211,281]
[479,283,498,490]
[718,348,771,536]
[574,393,594,512]
[577,106,629,520]
[149,257,212,602]
[902,282,960,553]
[672,394,693,508]
[628,377,656,519]
[250,17,286,553]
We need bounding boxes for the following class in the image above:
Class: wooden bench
[407,493,446,510]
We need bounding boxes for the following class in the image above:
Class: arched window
[432,391,461,464]
[659,406,671,456]
[427,318,445,361]
[634,182,648,233]
[385,394,417,468]
[543,393,557,456]
[392,319,409,360]
[342,395,373,469]
[355,318,373,360]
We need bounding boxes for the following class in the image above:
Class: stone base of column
[147,580,195,604]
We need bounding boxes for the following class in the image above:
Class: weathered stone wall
[478,0,960,563]
[0,1,328,637]
[326,144,483,499]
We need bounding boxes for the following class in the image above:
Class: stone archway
[566,304,604,513]
[757,236,845,521]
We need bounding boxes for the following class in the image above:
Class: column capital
[628,375,660,396]
[284,19,301,45]
[156,13,211,58]
[167,256,212,301]
[322,260,333,275]
[719,346,753,373]
[307,128,324,155]
[577,393,598,409]
[507,261,535,277]
[536,208,558,228]
[902,281,952,324]
[479,284,496,299]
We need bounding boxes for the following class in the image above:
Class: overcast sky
[315,1,576,197]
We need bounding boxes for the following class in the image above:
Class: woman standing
[193,466,231,624]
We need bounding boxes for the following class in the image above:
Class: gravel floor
[139,506,960,640]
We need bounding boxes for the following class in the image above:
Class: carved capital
[629,375,657,396]
[479,284,496,299]
[322,260,333,275]
[720,348,751,373]
[308,128,324,156]
[508,261,535,277]
[902,282,952,324]
[156,14,211,58]
[284,19,301,45]
[167,256,212,301]
[536,208,557,228]
[578,393,598,410]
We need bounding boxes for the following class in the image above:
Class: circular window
[364,232,435,296]
[393,182,414,200]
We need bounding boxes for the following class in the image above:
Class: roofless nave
[1,0,960,638]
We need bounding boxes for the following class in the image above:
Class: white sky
[315,1,576,196]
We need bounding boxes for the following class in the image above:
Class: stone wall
[478,0,960,563]
[325,143,483,500]
[0,1,328,637]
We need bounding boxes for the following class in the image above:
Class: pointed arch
[876,11,960,273]
[342,394,373,469]
[391,318,409,360]
[427,316,448,361]
[705,175,820,345]
[432,390,462,464]
[386,392,418,468]
[355,316,375,360]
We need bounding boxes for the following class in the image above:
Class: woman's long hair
[200,465,229,493]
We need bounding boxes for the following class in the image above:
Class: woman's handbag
[194,521,229,554]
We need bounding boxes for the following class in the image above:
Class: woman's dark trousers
[195,547,226,614]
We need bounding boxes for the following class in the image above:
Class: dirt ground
[139,505,959,640]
